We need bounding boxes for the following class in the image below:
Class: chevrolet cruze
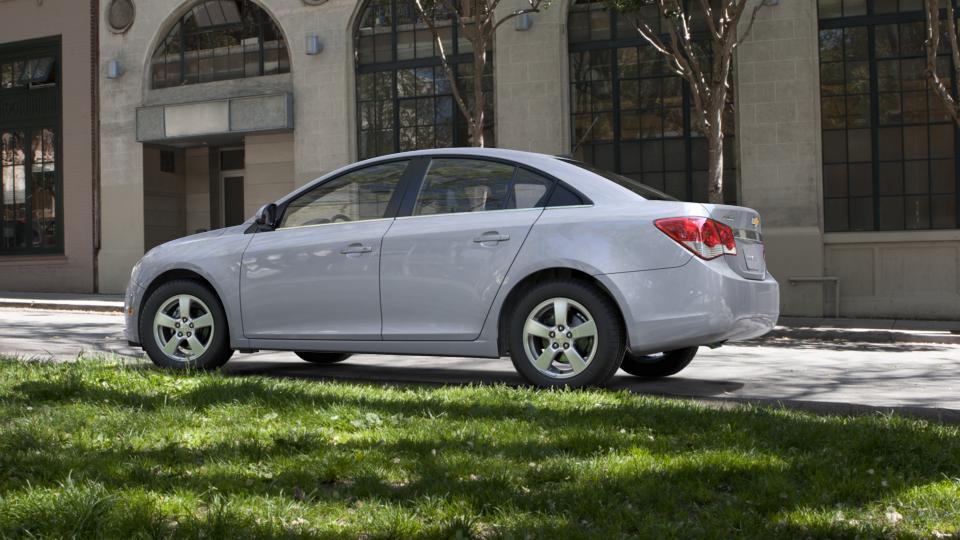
[125,148,779,388]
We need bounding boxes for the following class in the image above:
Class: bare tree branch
[925,0,960,126]
[412,0,475,133]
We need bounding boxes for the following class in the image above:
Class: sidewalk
[1,291,958,345]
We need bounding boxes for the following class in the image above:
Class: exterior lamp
[107,59,124,79]
[305,35,323,55]
[515,12,533,31]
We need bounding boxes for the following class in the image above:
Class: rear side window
[508,168,552,209]
[414,158,515,215]
[547,184,586,207]
[280,161,407,228]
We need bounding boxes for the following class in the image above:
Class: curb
[0,300,124,314]
[763,327,960,346]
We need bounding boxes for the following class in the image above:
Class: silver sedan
[124,148,779,388]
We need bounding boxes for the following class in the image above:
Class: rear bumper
[597,257,779,355]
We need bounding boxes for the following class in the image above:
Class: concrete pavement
[1,307,958,420]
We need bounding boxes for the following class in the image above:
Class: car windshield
[558,158,678,201]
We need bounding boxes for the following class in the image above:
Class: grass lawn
[0,358,957,539]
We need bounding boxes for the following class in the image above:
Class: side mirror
[254,203,278,230]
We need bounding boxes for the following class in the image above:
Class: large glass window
[567,0,736,203]
[280,161,408,228]
[354,0,494,160]
[819,0,959,231]
[1,40,60,254]
[150,0,290,89]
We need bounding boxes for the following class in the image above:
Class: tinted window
[560,158,677,201]
[280,161,407,228]
[508,168,553,209]
[414,159,516,215]
[547,184,586,207]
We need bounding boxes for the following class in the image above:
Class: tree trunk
[706,103,725,204]
[471,45,487,147]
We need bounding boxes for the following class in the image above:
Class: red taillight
[655,217,737,260]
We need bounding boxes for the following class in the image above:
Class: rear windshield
[558,158,678,201]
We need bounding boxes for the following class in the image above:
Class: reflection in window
[567,0,736,203]
[280,161,407,228]
[414,159,516,215]
[151,0,289,89]
[354,0,494,160]
[2,128,57,251]
[819,1,958,231]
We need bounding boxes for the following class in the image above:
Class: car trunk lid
[701,204,766,280]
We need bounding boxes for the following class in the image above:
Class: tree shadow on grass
[2,361,959,538]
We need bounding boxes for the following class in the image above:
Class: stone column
[736,0,825,316]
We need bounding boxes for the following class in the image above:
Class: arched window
[151,0,289,89]
[354,0,493,160]
[567,0,736,203]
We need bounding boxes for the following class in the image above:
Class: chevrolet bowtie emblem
[752,216,760,227]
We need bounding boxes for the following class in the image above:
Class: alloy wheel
[522,297,599,379]
[152,294,215,362]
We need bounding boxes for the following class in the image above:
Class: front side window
[354,0,494,160]
[151,0,290,89]
[1,40,60,255]
[280,161,407,228]
[819,1,959,231]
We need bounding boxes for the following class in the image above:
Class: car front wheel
[508,279,625,388]
[295,352,352,364]
[139,280,233,370]
[619,347,698,378]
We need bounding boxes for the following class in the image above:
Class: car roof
[284,148,644,206]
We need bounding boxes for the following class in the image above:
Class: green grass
[0,358,958,539]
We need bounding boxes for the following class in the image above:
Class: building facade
[3,0,958,319]
[0,0,98,292]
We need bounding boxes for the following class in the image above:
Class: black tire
[508,279,625,388]
[295,352,352,364]
[619,347,698,378]
[139,279,234,370]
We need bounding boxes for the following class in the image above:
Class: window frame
[353,0,495,160]
[0,36,63,256]
[818,1,960,231]
[566,0,738,204]
[150,0,290,90]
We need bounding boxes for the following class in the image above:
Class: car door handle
[340,243,373,255]
[473,232,510,243]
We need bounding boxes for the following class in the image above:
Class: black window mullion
[868,25,880,231]
[682,80,693,201]
[611,43,621,174]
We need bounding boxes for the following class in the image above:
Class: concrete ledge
[0,292,123,313]
[770,317,960,345]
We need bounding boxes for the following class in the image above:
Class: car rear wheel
[140,280,233,370]
[508,279,625,388]
[619,347,698,378]
[295,352,352,364]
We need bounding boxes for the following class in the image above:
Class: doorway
[220,147,245,227]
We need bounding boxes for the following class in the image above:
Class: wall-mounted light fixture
[515,12,533,31]
[305,35,323,55]
[107,59,124,79]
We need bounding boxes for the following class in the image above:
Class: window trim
[818,1,960,231]
[393,154,592,218]
[0,36,63,256]
[273,158,417,230]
